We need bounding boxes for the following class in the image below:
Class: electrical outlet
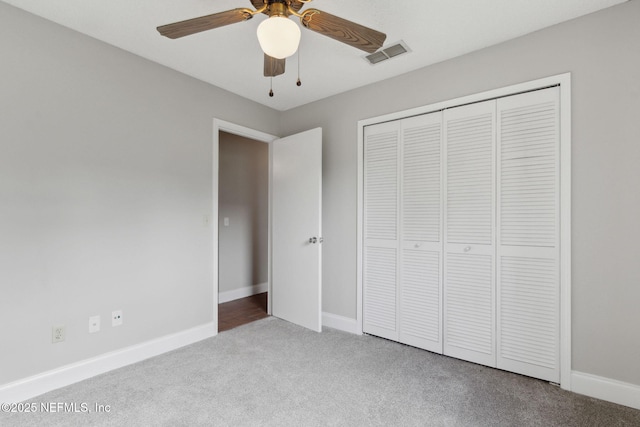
[52,325,65,343]
[112,310,123,327]
[89,315,100,333]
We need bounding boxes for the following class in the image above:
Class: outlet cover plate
[52,325,66,343]
[89,315,100,333]
[112,310,123,327]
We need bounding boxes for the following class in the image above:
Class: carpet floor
[2,317,639,426]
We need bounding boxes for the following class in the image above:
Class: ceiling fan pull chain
[269,77,274,97]
[297,50,302,87]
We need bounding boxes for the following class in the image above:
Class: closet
[363,86,561,383]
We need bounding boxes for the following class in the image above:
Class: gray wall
[0,2,279,385]
[218,132,268,295]
[280,1,640,386]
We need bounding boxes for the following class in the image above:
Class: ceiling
[3,0,626,111]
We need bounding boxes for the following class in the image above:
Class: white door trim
[357,73,572,390]
[212,119,278,331]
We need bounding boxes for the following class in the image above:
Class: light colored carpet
[2,317,639,426]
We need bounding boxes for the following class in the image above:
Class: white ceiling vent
[365,41,411,65]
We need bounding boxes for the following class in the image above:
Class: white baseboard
[219,282,268,304]
[571,371,640,410]
[322,312,360,335]
[0,322,217,404]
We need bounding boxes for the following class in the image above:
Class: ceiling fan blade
[300,9,386,54]
[157,9,252,39]
[264,54,286,77]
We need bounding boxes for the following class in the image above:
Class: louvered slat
[363,247,397,333]
[400,250,440,349]
[445,253,494,357]
[500,98,558,247]
[499,256,558,369]
[402,121,441,242]
[365,130,398,240]
[446,110,494,245]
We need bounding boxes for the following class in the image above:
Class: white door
[496,87,560,382]
[271,128,323,332]
[398,113,443,353]
[443,100,497,368]
[363,120,400,341]
[362,112,443,354]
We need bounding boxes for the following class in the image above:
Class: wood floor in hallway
[218,292,269,332]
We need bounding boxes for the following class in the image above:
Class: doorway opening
[218,131,269,332]
[213,119,323,333]
[217,131,269,331]
[213,120,278,333]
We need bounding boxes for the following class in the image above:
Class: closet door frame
[357,73,572,390]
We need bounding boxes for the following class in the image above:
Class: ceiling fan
[157,0,387,93]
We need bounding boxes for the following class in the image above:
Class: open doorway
[217,130,270,332]
[213,119,323,333]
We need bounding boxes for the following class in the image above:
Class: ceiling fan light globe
[257,16,301,59]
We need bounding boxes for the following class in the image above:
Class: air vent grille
[365,41,411,65]
[385,43,408,58]
[367,51,388,64]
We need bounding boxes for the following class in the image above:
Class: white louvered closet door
[443,100,497,367]
[399,113,443,353]
[363,121,400,341]
[497,87,560,382]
